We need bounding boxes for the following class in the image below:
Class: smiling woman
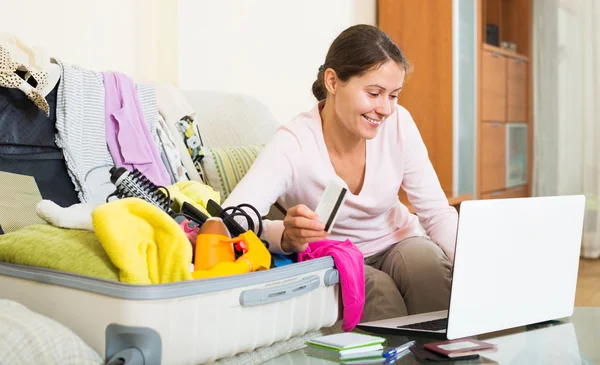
[319,60,405,143]
[223,24,458,323]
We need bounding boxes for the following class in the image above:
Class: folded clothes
[0,224,118,281]
[92,198,192,284]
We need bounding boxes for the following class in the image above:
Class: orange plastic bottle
[194,217,234,271]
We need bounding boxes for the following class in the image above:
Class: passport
[424,337,497,358]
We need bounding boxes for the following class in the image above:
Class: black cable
[157,186,171,207]
[221,204,263,237]
[235,203,263,237]
[222,206,255,234]
[158,185,179,222]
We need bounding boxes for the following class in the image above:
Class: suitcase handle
[239,275,320,307]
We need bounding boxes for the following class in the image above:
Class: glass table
[262,307,599,364]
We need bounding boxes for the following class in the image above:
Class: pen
[382,340,416,358]
[383,348,411,365]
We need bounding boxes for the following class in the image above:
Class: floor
[575,259,600,306]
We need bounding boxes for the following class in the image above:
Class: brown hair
[312,24,410,101]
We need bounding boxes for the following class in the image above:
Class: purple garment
[102,72,170,186]
[298,239,365,331]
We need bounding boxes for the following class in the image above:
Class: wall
[2,0,164,81]
[3,0,376,122]
[177,0,377,123]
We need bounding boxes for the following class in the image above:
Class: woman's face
[328,60,405,140]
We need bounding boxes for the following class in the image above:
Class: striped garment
[54,61,163,203]
[54,60,114,203]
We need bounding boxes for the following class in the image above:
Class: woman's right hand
[281,204,328,253]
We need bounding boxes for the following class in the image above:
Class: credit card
[314,181,348,233]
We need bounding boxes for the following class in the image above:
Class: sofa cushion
[181,90,279,148]
[201,144,263,201]
[0,299,103,365]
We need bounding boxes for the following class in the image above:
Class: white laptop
[357,195,586,340]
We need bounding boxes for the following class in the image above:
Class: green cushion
[201,144,263,200]
[0,224,119,281]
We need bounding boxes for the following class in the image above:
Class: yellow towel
[92,198,192,284]
[166,180,220,216]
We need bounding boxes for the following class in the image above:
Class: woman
[223,24,456,322]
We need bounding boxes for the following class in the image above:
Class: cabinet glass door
[506,123,528,188]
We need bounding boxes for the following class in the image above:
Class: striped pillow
[201,145,263,200]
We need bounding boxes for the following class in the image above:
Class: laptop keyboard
[397,317,448,331]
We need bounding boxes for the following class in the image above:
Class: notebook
[306,347,384,362]
[305,332,386,353]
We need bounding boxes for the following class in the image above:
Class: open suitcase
[0,55,341,364]
[0,257,340,365]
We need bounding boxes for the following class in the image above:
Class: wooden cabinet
[481,48,528,124]
[478,0,533,199]
[482,50,507,121]
[480,122,506,192]
[479,44,530,196]
[377,0,533,203]
[507,57,528,122]
[481,185,528,199]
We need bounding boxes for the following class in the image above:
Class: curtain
[533,0,600,258]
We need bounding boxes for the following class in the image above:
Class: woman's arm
[223,128,300,254]
[400,111,458,261]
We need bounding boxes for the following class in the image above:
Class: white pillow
[0,300,103,365]
[181,90,279,147]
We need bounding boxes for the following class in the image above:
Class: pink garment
[298,239,365,332]
[102,72,170,186]
[223,102,458,261]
